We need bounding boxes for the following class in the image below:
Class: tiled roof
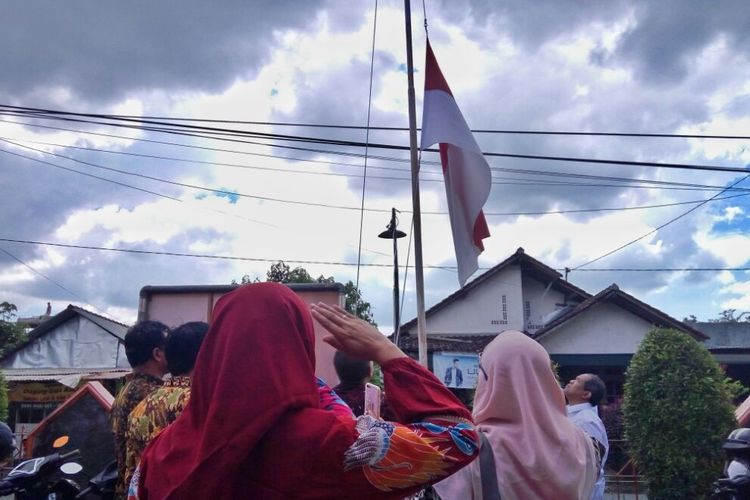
[399,248,591,335]
[695,322,750,350]
[398,334,498,354]
[532,284,708,341]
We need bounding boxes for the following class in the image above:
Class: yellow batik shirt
[123,376,191,492]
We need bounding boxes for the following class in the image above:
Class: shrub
[623,328,736,499]
[601,397,628,471]
[0,372,8,422]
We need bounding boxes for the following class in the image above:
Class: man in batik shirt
[124,322,208,491]
[111,321,169,499]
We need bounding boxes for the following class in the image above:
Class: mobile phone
[364,383,381,419]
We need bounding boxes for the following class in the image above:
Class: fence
[605,439,646,499]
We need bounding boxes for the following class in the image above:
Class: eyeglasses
[477,350,488,381]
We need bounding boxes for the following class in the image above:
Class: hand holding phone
[364,383,381,419]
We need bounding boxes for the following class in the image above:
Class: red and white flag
[420,40,491,286]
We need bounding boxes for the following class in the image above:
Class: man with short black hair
[564,373,609,500]
[332,350,373,416]
[124,321,208,492]
[111,320,169,499]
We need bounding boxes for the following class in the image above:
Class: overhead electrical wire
[2,110,750,175]
[3,138,750,219]
[0,237,458,269]
[0,245,116,319]
[3,237,750,274]
[4,103,750,140]
[356,0,379,289]
[571,174,750,270]
[8,135,750,194]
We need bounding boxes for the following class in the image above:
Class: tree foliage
[0,372,8,423]
[234,261,376,325]
[708,308,750,323]
[623,328,736,499]
[0,301,27,357]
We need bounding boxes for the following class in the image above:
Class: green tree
[623,328,736,499]
[0,301,27,357]
[0,372,8,422]
[234,261,376,325]
[708,309,750,323]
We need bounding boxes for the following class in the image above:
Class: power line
[0,139,392,214]
[576,267,750,272]
[4,110,750,175]
[4,103,750,140]
[10,135,750,194]
[0,245,115,319]
[356,0,379,290]
[0,237,459,269]
[572,174,750,269]
[0,145,283,230]
[4,138,750,218]
[4,236,750,274]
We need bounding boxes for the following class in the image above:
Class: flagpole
[403,0,428,367]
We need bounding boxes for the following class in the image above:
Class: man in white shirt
[564,373,609,500]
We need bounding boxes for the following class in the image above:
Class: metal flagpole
[403,0,428,367]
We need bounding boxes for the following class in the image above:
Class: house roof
[695,322,750,350]
[2,367,130,385]
[399,248,591,334]
[1,305,129,362]
[139,282,346,297]
[398,334,497,354]
[532,284,708,341]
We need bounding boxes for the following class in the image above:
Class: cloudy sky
[2,0,750,329]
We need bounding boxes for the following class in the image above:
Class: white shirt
[567,402,608,500]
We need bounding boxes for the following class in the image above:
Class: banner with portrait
[432,352,481,389]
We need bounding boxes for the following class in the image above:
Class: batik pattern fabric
[111,373,163,499]
[124,376,191,492]
[317,377,355,420]
[344,415,477,492]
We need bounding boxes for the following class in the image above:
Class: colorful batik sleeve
[317,377,355,420]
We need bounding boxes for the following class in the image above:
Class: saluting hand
[310,303,406,364]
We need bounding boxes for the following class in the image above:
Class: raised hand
[310,303,406,364]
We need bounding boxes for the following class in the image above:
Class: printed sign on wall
[432,352,481,389]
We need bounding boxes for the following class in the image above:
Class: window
[499,295,508,325]
[524,300,531,321]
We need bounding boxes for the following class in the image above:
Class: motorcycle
[0,434,117,500]
[0,448,82,500]
[711,428,750,499]
[73,460,116,500]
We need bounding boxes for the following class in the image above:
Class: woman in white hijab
[434,331,598,500]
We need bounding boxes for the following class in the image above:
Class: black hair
[584,374,607,406]
[333,350,371,386]
[453,358,460,363]
[124,320,168,368]
[165,322,209,376]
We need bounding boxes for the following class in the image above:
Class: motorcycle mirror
[60,462,83,475]
[52,436,69,448]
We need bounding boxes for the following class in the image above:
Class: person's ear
[583,390,592,402]
[152,346,166,364]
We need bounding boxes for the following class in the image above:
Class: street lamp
[378,208,407,346]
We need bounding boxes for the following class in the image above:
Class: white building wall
[520,277,570,334]
[406,266,525,335]
[539,303,655,355]
[3,316,122,369]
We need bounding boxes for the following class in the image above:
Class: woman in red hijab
[136,282,477,499]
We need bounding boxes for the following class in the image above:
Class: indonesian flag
[420,40,491,286]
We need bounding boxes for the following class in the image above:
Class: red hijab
[138,282,321,498]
